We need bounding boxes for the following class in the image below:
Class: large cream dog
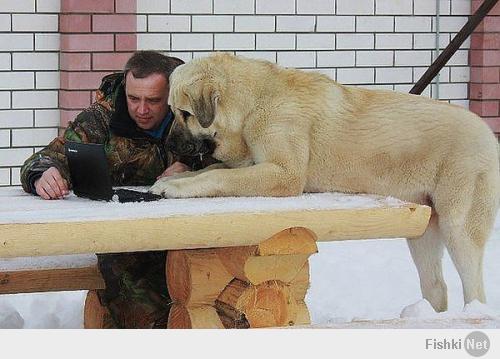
[150,53,500,312]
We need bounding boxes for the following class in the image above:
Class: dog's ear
[185,81,220,128]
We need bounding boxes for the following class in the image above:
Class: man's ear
[185,81,219,128]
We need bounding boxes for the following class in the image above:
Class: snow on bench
[0,187,429,257]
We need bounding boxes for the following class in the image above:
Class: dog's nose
[200,138,216,155]
[179,143,195,155]
[166,139,193,155]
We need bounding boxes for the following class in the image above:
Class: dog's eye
[180,110,192,120]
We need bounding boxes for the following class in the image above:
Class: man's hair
[123,50,184,83]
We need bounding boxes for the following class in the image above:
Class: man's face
[125,72,169,131]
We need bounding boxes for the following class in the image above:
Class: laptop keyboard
[113,188,163,203]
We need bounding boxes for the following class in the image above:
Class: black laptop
[64,142,162,203]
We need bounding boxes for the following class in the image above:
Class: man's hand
[156,161,190,179]
[34,167,69,200]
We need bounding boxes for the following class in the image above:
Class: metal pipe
[434,0,440,99]
[410,0,499,95]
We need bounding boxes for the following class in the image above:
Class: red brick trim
[469,0,500,134]
[59,0,137,129]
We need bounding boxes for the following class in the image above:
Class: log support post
[166,227,318,329]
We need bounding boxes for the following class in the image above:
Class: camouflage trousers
[96,251,171,329]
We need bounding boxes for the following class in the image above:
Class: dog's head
[166,76,219,158]
[166,54,249,162]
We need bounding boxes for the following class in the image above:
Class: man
[20,51,209,328]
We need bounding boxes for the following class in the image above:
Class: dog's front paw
[149,177,173,197]
[149,178,186,198]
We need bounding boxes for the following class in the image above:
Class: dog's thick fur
[151,53,500,312]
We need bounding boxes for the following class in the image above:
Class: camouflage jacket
[21,73,206,194]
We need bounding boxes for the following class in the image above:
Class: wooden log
[0,266,105,294]
[0,203,431,258]
[289,261,310,301]
[256,227,318,255]
[220,253,311,285]
[166,249,233,306]
[83,290,115,329]
[167,304,224,329]
[294,301,311,326]
[216,227,317,285]
[216,279,303,328]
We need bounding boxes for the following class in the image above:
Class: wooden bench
[0,187,430,328]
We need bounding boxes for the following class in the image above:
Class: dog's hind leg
[433,171,498,307]
[443,230,486,305]
[438,174,497,306]
[407,214,448,312]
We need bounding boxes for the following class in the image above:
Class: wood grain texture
[166,249,233,306]
[167,304,224,329]
[83,290,115,329]
[0,205,430,258]
[216,279,304,328]
[216,227,317,285]
[0,266,105,294]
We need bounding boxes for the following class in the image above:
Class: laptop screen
[65,142,114,201]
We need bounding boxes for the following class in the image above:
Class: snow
[400,299,438,318]
[304,215,500,328]
[0,187,499,328]
[0,187,408,224]
[0,254,96,271]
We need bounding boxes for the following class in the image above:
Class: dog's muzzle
[167,136,216,157]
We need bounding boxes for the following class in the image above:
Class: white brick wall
[214,0,254,14]
[377,0,413,15]
[36,0,60,13]
[12,14,58,32]
[137,0,171,14]
[171,0,212,14]
[34,109,59,127]
[136,0,471,106]
[296,34,335,50]
[0,14,11,31]
[297,0,335,15]
[318,51,355,67]
[148,15,191,32]
[235,16,275,32]
[215,34,255,50]
[0,93,10,109]
[135,0,472,118]
[0,72,34,90]
[1,0,59,185]
[277,16,316,32]
[316,16,356,32]
[13,52,59,70]
[356,16,394,32]
[277,51,316,68]
[337,0,374,15]
[256,34,295,50]
[0,148,34,167]
[2,0,35,13]
[11,128,57,146]
[0,129,10,147]
[0,34,34,51]
[193,15,233,32]
[12,90,58,108]
[256,0,295,15]
[0,168,9,185]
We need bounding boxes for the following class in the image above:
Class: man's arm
[20,105,111,196]
[20,136,73,196]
